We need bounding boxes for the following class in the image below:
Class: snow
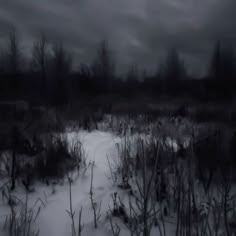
[0,130,178,236]
[0,131,121,236]
[35,131,120,236]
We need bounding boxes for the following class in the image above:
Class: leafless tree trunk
[31,32,49,95]
[50,42,72,106]
[92,40,115,94]
[6,27,21,75]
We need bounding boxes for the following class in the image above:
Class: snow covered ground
[1,118,236,236]
[0,130,202,236]
[35,131,120,236]
[0,131,118,235]
[0,131,156,236]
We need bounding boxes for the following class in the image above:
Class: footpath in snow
[0,131,175,236]
[36,131,122,236]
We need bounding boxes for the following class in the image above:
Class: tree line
[0,27,235,106]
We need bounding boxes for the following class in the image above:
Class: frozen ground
[1,118,236,235]
[37,131,122,236]
[0,130,176,236]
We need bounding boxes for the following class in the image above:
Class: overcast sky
[0,0,235,76]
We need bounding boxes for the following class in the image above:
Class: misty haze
[0,1,236,236]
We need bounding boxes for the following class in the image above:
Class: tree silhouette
[209,41,235,80]
[92,40,115,93]
[5,27,21,76]
[49,42,72,106]
[1,27,23,98]
[162,48,186,81]
[221,47,235,80]
[126,64,139,82]
[31,32,49,95]
[209,41,223,80]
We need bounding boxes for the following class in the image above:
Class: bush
[193,108,228,123]
[173,104,189,118]
[4,193,43,236]
[35,135,83,179]
[193,128,234,191]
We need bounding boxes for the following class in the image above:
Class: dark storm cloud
[0,0,235,76]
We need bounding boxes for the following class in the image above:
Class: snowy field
[0,122,236,236]
[0,131,117,235]
[0,131,162,236]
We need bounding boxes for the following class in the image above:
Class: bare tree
[51,42,72,74]
[5,27,21,75]
[31,32,49,94]
[209,41,235,80]
[209,41,222,80]
[162,48,186,81]
[92,40,115,93]
[0,50,6,73]
[222,47,235,80]
[49,42,72,106]
[127,64,139,82]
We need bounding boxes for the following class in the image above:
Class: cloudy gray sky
[0,0,235,76]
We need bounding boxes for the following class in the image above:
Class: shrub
[173,104,189,118]
[35,135,83,179]
[4,193,43,236]
[193,128,233,191]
